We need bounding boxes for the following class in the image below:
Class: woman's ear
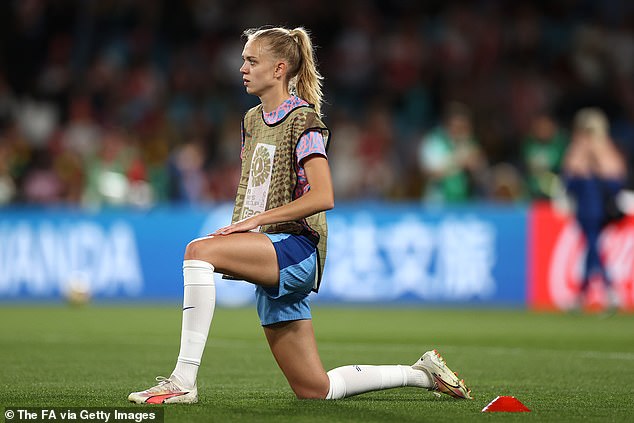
[274,61,287,79]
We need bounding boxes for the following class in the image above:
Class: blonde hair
[573,107,609,139]
[243,26,324,116]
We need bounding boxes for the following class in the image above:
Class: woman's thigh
[184,232,279,287]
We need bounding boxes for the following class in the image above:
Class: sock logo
[182,306,195,311]
[354,365,362,372]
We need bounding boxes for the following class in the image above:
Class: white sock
[325,365,432,399]
[170,259,215,389]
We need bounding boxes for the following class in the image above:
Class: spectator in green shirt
[418,102,486,203]
[522,112,568,199]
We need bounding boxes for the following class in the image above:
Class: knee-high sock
[325,365,432,399]
[170,260,215,389]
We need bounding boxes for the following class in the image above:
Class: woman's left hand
[212,216,260,236]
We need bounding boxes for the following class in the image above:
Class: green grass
[1,306,633,422]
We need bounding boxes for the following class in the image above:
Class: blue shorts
[256,233,317,326]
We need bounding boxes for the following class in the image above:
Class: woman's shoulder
[288,102,325,125]
[244,104,262,119]
[242,104,263,130]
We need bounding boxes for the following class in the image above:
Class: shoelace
[145,376,177,393]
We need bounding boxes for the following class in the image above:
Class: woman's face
[240,39,281,97]
[446,115,471,142]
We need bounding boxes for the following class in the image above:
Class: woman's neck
[260,87,291,113]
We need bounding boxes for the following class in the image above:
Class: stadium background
[1,2,634,422]
[1,0,633,310]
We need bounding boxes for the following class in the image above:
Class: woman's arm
[213,155,334,235]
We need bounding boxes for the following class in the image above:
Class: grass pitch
[1,306,633,422]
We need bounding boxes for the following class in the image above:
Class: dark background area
[0,0,632,206]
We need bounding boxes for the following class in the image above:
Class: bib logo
[250,144,273,187]
[241,143,276,222]
[0,221,143,298]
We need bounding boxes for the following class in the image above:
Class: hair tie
[289,30,299,44]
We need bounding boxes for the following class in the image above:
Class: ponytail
[243,26,324,116]
[288,28,324,116]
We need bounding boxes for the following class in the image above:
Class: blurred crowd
[0,0,633,207]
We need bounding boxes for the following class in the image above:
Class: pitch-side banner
[529,202,634,310]
[0,204,527,305]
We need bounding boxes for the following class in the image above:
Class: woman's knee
[184,237,217,261]
[293,384,328,400]
[290,376,330,400]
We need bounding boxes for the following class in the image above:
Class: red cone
[481,396,531,412]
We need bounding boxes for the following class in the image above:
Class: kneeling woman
[129,26,471,403]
